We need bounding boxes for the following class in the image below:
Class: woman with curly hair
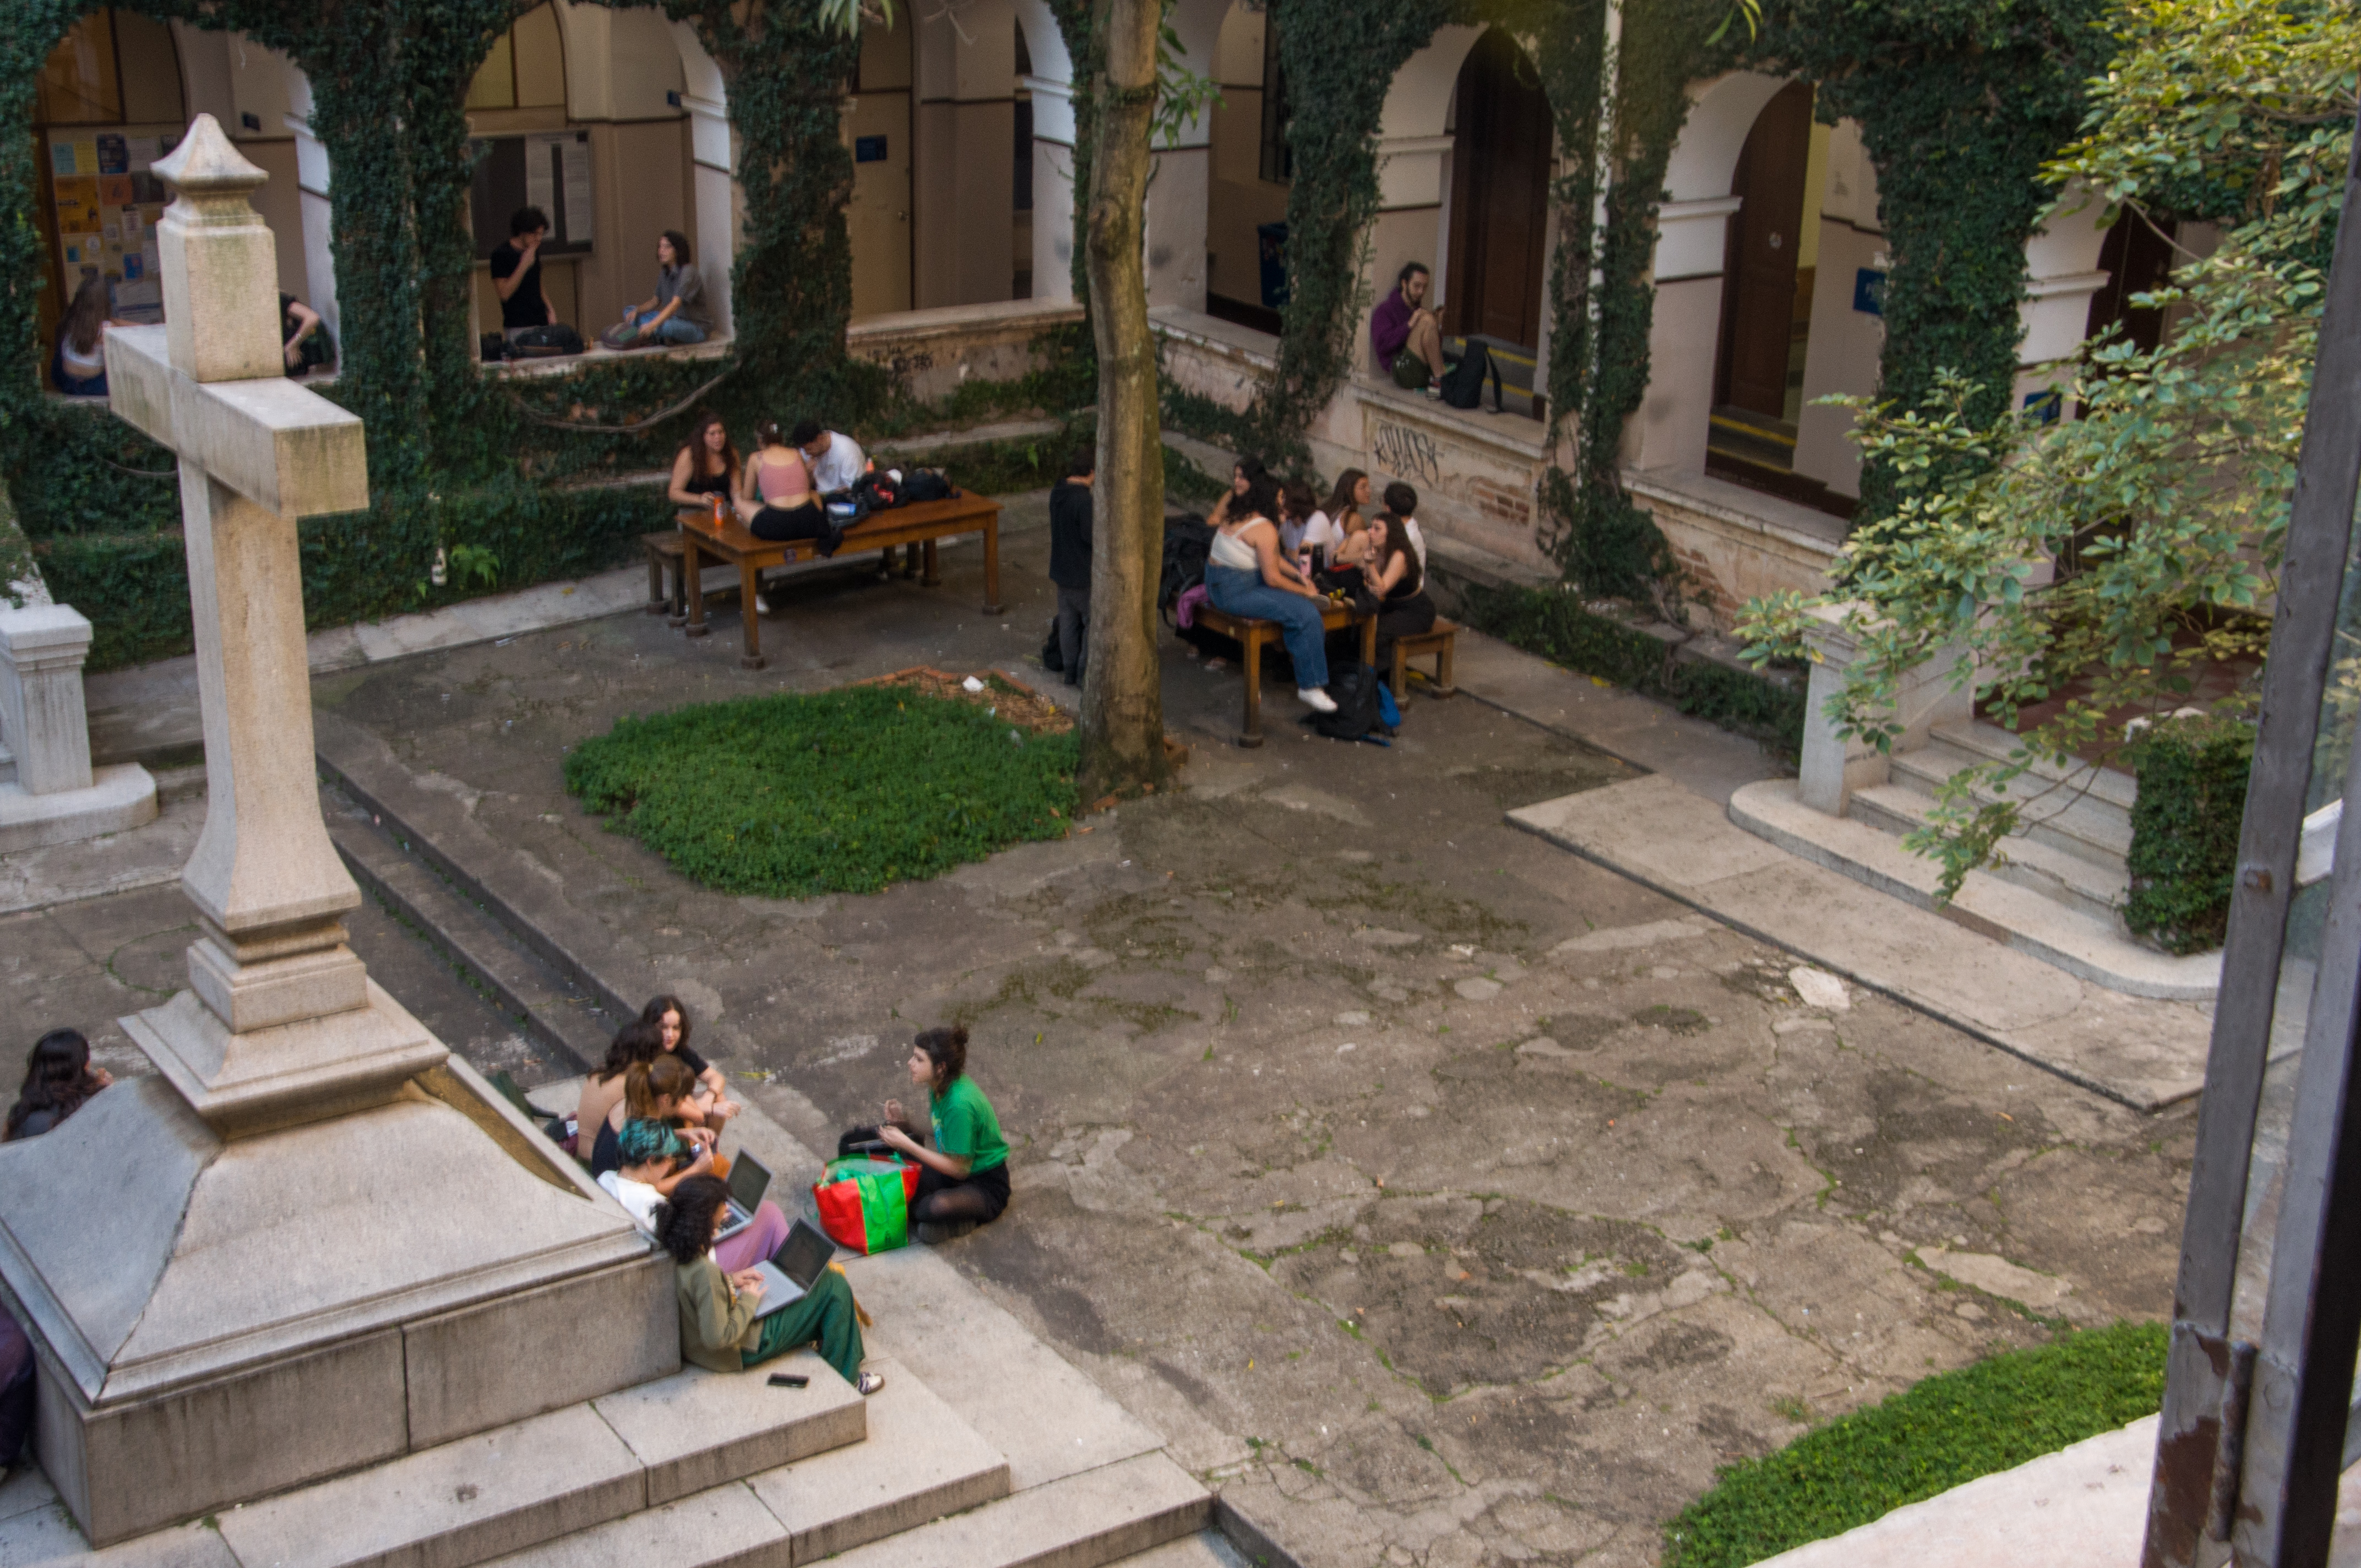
[656,1174,882,1393]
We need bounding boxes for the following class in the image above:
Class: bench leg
[739,559,766,669]
[683,538,709,638]
[1434,637,1456,698]
[645,551,667,613]
[899,543,920,579]
[1239,627,1265,748]
[921,538,940,587]
[980,520,1003,615]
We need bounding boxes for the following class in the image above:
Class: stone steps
[208,1350,867,1568]
[1888,723,2135,870]
[823,1451,1212,1568]
[1846,784,2128,926]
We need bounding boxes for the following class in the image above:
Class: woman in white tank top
[1201,474,1339,713]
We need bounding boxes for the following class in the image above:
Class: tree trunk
[1076,0,1169,802]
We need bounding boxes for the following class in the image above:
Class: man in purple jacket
[1370,261,1446,395]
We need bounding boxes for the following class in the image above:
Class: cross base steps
[0,764,156,853]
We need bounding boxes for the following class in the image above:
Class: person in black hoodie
[1049,449,1095,686]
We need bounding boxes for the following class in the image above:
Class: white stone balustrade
[0,603,156,851]
[1796,601,1974,816]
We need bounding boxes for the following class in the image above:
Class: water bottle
[711,492,726,529]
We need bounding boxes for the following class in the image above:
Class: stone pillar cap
[151,114,267,199]
[0,603,95,654]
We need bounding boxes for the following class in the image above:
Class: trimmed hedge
[564,684,1079,897]
[1460,582,1805,754]
[1664,1321,2167,1567]
[2124,718,2254,955]
[36,479,663,673]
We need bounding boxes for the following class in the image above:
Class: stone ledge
[1727,778,2219,1001]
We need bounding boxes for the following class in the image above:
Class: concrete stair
[6,1093,1228,1568]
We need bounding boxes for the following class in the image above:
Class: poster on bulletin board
[47,128,177,324]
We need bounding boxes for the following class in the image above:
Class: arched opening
[29,8,186,361]
[1442,28,1551,354]
[1709,79,1818,476]
[1204,0,1292,331]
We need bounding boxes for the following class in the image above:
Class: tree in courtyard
[1737,0,2354,904]
[1076,1,1216,801]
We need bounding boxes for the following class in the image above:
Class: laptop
[749,1219,836,1319]
[716,1152,771,1242]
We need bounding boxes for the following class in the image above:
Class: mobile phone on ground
[768,1373,809,1389]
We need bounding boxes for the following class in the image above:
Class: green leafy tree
[1737,0,2352,904]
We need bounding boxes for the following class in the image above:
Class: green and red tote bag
[813,1153,921,1254]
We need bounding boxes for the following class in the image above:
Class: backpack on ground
[1158,513,1214,624]
[1440,344,1502,411]
[1313,661,1389,743]
[900,468,958,503]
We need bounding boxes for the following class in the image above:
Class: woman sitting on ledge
[659,1174,883,1393]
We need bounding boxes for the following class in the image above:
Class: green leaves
[564,685,1081,897]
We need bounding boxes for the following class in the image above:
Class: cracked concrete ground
[30,506,2191,1566]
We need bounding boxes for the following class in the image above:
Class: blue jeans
[623,307,706,345]
[50,347,105,398]
[1204,563,1327,690]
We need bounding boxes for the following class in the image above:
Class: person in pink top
[736,420,842,609]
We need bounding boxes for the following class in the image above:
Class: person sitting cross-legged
[1370,262,1448,397]
[1202,472,1339,714]
[659,1174,884,1393]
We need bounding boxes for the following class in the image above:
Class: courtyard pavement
[8,498,2198,1568]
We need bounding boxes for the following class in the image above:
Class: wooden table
[1192,600,1377,747]
[673,492,1004,669]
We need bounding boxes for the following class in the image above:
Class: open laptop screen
[727,1152,771,1216]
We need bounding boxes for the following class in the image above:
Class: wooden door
[1444,29,1553,352]
[1714,80,1814,417]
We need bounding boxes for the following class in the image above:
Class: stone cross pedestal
[0,604,157,851]
[0,117,672,1548]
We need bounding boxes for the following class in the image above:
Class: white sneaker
[1298,686,1338,714]
[754,592,771,616]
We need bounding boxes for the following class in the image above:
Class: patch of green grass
[564,686,1078,897]
[1663,1321,2167,1567]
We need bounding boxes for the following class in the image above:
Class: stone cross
[106,113,444,1135]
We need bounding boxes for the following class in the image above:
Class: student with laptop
[597,1120,792,1273]
[657,1174,883,1393]
[589,1056,716,1178]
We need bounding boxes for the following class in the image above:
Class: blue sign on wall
[2022,388,2064,425]
[855,135,889,164]
[1852,268,1887,317]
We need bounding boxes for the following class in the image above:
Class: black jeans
[1374,590,1436,658]
[1054,584,1090,682]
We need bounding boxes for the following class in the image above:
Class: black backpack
[900,468,957,503]
[1157,513,1214,624]
[1440,344,1502,411]
[852,469,903,511]
[1313,661,1390,743]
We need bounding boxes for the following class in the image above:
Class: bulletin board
[469,132,596,260]
[46,126,179,324]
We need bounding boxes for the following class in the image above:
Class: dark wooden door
[1444,29,1553,352]
[1714,80,1814,417]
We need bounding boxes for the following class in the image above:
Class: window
[1258,3,1291,184]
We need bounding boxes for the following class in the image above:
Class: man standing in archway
[1371,261,1446,396]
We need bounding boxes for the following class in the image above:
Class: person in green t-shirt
[867,1025,1010,1244]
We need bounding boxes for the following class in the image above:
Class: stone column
[0,606,95,795]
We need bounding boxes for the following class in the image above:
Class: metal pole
[2143,109,2361,1567]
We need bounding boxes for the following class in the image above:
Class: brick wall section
[1470,478,1533,529]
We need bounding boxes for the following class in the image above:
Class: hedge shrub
[1664,1320,2167,1567]
[564,684,1080,897]
[1460,582,1805,754]
[2124,717,2254,954]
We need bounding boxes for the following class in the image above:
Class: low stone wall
[1626,468,1846,632]
[848,298,1084,405]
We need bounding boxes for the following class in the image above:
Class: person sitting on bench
[643,993,739,1131]
[792,420,872,497]
[658,1174,884,1393]
[737,420,838,614]
[669,410,741,516]
[1360,514,1435,662]
[842,1025,1011,1245]
[1204,472,1339,715]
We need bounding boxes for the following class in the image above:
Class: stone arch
[1357,24,1482,368]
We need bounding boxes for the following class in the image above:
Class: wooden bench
[672,492,1004,669]
[642,531,688,624]
[1389,618,1459,701]
[1192,601,1377,748]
